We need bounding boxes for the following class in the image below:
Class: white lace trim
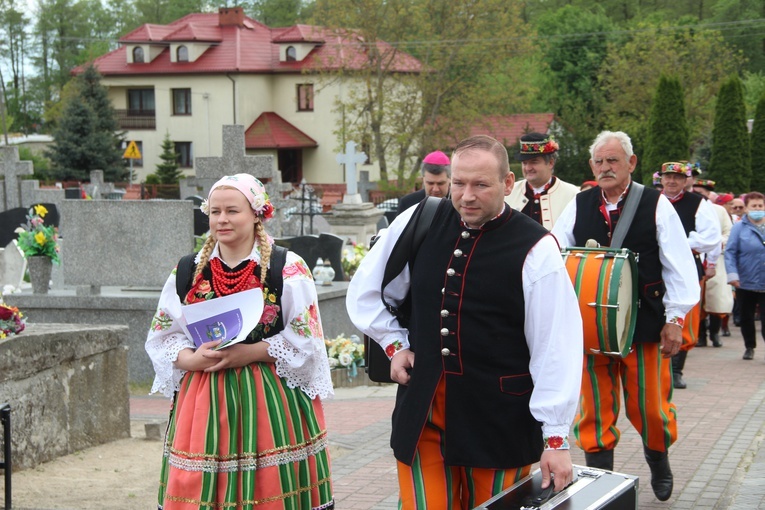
[148,332,193,398]
[267,334,334,400]
[165,433,329,473]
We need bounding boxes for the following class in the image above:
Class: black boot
[696,316,708,347]
[584,449,614,471]
[709,315,722,347]
[671,351,687,389]
[644,447,673,501]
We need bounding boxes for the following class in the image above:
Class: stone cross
[86,170,109,199]
[1,146,33,210]
[195,125,274,181]
[336,141,367,199]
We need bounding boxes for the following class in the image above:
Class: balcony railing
[115,109,156,130]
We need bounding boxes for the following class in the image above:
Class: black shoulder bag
[364,196,442,383]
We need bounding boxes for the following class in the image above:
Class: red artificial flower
[0,305,13,320]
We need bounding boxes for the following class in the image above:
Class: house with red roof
[75,7,421,184]
[439,113,559,150]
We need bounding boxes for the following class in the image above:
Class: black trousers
[737,288,765,349]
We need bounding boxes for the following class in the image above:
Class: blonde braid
[193,234,216,281]
[255,221,272,285]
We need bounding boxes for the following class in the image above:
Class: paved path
[126,328,765,508]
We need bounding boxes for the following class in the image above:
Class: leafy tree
[750,94,765,192]
[155,132,182,184]
[249,0,304,26]
[599,23,744,174]
[709,75,751,192]
[643,75,689,183]
[533,5,614,185]
[45,64,126,181]
[711,0,765,73]
[311,0,535,184]
[742,71,765,119]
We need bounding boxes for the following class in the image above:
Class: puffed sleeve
[265,252,334,400]
[145,267,195,398]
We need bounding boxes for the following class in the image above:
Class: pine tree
[156,132,182,184]
[709,75,751,193]
[46,64,127,182]
[750,94,765,193]
[643,75,689,183]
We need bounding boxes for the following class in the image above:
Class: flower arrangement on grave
[325,334,365,376]
[0,302,25,339]
[342,242,368,280]
[14,204,61,264]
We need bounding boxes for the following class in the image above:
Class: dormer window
[132,47,145,63]
[177,45,189,62]
[286,46,296,62]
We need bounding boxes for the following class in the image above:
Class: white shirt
[691,198,723,265]
[145,242,334,400]
[551,191,700,322]
[346,205,583,439]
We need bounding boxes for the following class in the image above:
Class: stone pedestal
[0,323,131,470]
[325,202,384,245]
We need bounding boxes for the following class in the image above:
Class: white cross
[336,141,367,196]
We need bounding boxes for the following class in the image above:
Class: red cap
[715,193,734,205]
[423,151,450,165]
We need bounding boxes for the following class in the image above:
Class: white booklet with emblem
[177,288,264,350]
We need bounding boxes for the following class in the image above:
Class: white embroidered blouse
[145,242,334,400]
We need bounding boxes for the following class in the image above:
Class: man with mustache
[506,132,579,230]
[552,131,699,502]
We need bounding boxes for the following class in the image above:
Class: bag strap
[175,253,197,302]
[610,181,644,249]
[267,245,288,299]
[380,196,442,314]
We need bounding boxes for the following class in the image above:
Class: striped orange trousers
[397,378,532,509]
[680,279,705,351]
[574,343,676,453]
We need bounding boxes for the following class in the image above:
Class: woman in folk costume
[146,174,334,510]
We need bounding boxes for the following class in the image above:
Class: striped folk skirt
[158,363,334,509]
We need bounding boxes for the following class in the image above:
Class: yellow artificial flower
[34,231,46,245]
[34,204,48,218]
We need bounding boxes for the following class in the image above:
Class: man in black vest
[348,135,583,508]
[552,131,699,502]
[396,150,451,215]
[659,162,722,388]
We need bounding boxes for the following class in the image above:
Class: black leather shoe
[696,338,708,347]
[744,349,754,360]
[584,449,614,471]
[672,372,687,389]
[711,333,722,347]
[644,447,673,501]
[722,327,731,337]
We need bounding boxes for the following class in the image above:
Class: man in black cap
[506,132,579,230]
[659,162,721,388]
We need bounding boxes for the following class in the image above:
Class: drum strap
[610,181,644,249]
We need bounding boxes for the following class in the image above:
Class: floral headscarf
[200,174,275,220]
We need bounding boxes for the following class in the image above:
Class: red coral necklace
[210,257,256,296]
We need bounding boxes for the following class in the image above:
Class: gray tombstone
[0,146,34,211]
[61,200,194,291]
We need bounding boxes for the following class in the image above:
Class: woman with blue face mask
[725,191,765,360]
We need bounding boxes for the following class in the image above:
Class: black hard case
[474,465,638,510]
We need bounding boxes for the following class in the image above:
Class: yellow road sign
[123,140,142,159]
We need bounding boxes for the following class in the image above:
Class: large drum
[562,247,638,357]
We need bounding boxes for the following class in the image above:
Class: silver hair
[589,131,634,158]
